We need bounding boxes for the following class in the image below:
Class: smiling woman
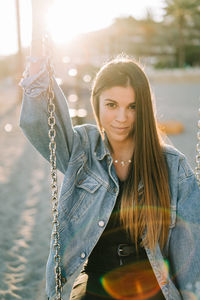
[19,51,200,300]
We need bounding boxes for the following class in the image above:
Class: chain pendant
[114,159,132,167]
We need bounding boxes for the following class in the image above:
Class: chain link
[195,108,200,187]
[47,58,63,300]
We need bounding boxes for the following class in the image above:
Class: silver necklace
[114,159,132,167]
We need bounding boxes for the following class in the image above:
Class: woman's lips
[111,126,129,132]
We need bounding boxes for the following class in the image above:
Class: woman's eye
[129,104,136,110]
[106,103,116,108]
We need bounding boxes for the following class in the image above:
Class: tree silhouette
[163,0,199,67]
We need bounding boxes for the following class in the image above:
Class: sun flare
[46,1,80,44]
[45,0,110,45]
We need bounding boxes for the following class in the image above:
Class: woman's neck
[107,139,134,181]
[108,139,135,161]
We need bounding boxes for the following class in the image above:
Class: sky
[0,0,165,56]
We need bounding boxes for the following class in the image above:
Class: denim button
[80,252,86,259]
[98,220,105,227]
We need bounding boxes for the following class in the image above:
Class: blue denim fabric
[19,61,200,300]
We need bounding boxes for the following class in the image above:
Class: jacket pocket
[71,175,101,222]
[61,173,102,223]
[76,175,101,193]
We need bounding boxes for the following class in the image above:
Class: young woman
[20,45,200,299]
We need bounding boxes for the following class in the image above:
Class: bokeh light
[4,123,13,132]
[83,74,92,83]
[77,109,87,118]
[68,94,78,103]
[68,68,78,77]
[69,109,77,118]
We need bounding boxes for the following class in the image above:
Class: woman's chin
[109,133,131,144]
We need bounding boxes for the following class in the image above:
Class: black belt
[108,244,136,257]
[84,244,139,271]
[117,244,135,257]
[108,244,135,257]
[112,244,136,266]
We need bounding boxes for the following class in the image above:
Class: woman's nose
[115,108,127,122]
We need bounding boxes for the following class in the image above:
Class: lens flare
[64,204,196,299]
[101,261,162,300]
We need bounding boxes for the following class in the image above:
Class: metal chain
[195,107,200,187]
[47,59,63,300]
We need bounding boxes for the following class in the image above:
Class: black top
[80,181,165,300]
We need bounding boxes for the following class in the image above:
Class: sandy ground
[0,75,199,300]
[0,84,53,300]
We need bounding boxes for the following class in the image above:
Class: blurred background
[0,0,200,299]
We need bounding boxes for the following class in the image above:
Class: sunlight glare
[46,0,99,44]
[46,1,77,44]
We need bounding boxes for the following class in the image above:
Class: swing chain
[47,58,63,300]
[195,108,200,187]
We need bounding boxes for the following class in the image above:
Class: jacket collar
[94,133,111,161]
[94,131,144,192]
[95,133,144,193]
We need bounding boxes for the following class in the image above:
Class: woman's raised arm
[19,3,81,175]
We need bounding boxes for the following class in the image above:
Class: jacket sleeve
[19,58,80,174]
[169,157,200,299]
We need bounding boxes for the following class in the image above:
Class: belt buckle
[117,244,129,257]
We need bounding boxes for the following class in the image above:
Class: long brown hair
[91,55,170,252]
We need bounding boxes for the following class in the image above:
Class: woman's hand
[30,0,53,74]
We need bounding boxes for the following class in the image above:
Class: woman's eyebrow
[104,99,135,103]
[104,98,117,102]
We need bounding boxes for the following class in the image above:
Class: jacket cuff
[19,56,50,98]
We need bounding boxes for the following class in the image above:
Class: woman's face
[99,86,136,145]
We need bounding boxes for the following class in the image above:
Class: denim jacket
[19,59,200,300]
